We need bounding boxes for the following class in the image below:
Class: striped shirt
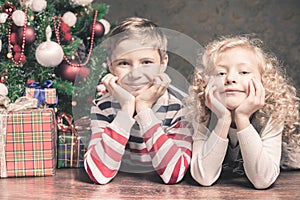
[84,88,192,184]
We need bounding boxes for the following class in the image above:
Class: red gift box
[0,108,57,178]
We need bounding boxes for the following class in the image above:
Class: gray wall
[98,0,300,91]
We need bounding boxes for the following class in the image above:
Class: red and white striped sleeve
[135,107,193,184]
[84,99,135,184]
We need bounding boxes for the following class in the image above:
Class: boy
[84,17,192,184]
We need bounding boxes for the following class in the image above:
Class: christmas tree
[0,0,109,117]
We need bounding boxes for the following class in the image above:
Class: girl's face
[212,47,262,110]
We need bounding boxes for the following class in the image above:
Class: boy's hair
[104,17,167,62]
[186,35,299,144]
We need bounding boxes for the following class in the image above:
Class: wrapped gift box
[57,132,88,168]
[56,114,89,168]
[0,108,57,178]
[25,88,57,107]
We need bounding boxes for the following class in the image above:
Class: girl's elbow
[193,176,215,187]
[251,178,277,190]
[190,168,216,186]
[252,180,273,189]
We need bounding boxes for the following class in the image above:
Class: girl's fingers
[248,78,255,97]
[251,78,265,104]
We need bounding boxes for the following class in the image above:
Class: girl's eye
[241,71,249,75]
[142,60,153,65]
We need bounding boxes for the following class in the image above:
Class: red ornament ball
[89,21,105,38]
[13,45,21,52]
[60,22,70,33]
[64,32,72,42]
[17,26,36,45]
[26,79,35,86]
[55,61,91,82]
[2,3,16,16]
[78,67,90,81]
[55,61,81,82]
[10,32,18,45]
[14,53,26,63]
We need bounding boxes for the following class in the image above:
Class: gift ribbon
[0,95,10,108]
[57,113,79,167]
[0,110,7,177]
[28,80,56,107]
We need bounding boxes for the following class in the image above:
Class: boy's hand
[134,73,171,113]
[234,78,265,130]
[101,73,135,117]
[205,78,231,121]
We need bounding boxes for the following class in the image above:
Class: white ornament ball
[0,13,9,24]
[70,0,94,6]
[30,0,47,12]
[12,10,26,26]
[36,41,64,67]
[0,83,8,96]
[99,19,110,35]
[63,11,77,27]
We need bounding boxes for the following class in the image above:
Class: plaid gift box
[25,88,57,107]
[0,108,56,178]
[57,132,87,168]
[57,113,88,168]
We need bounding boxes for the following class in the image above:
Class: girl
[187,35,299,189]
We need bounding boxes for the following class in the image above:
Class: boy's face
[108,39,168,94]
[211,47,262,110]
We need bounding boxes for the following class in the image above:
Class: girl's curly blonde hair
[186,35,299,145]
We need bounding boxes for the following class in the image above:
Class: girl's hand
[205,78,231,121]
[135,73,171,113]
[101,73,135,117]
[234,78,265,130]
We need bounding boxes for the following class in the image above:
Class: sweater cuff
[203,131,228,157]
[237,124,261,146]
[135,108,161,132]
[109,111,135,135]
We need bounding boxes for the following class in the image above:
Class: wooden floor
[0,168,299,199]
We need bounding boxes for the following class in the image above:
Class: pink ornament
[17,26,36,45]
[89,21,104,38]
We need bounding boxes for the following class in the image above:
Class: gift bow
[57,113,78,136]
[0,95,38,111]
[56,113,80,167]
[28,80,56,107]
[28,80,53,89]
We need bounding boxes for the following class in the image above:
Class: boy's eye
[142,60,153,65]
[118,61,129,66]
[217,72,226,76]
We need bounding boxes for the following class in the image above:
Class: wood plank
[0,168,299,199]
